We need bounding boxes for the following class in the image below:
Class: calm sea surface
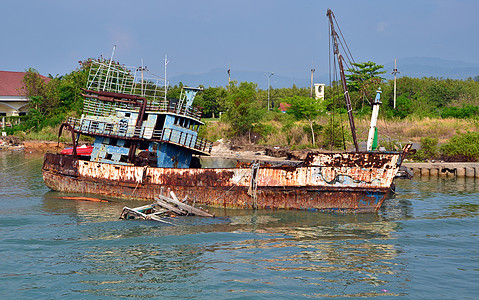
[1,151,478,299]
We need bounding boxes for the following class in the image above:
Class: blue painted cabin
[71,86,212,168]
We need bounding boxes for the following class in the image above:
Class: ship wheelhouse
[61,59,212,168]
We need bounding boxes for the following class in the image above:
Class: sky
[2,0,479,85]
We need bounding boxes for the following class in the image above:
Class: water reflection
[390,177,479,220]
[33,163,470,297]
[3,150,478,298]
[43,201,404,298]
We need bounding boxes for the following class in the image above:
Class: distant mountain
[169,68,328,89]
[382,57,479,80]
[169,58,479,88]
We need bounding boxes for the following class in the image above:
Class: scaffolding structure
[86,59,168,106]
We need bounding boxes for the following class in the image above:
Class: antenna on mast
[164,54,169,101]
[103,45,116,91]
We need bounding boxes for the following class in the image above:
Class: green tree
[284,96,322,145]
[166,82,184,100]
[193,86,226,118]
[392,95,412,118]
[346,61,386,109]
[220,81,263,139]
[425,78,461,108]
[21,68,52,114]
[346,61,386,91]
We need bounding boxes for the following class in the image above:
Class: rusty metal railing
[67,117,212,154]
[146,102,202,120]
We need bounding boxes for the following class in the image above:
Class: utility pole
[392,59,400,109]
[310,67,315,98]
[227,65,231,91]
[227,65,231,85]
[136,59,148,97]
[265,72,274,110]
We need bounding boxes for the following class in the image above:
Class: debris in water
[120,191,214,223]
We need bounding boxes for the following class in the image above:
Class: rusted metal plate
[43,152,399,212]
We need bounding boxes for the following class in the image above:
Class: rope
[247,162,260,209]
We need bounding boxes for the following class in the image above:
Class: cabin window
[105,153,112,160]
[105,123,114,133]
[125,112,131,118]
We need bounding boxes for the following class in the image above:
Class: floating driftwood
[120,204,173,224]
[155,191,214,217]
[120,191,213,222]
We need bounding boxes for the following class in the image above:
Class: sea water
[0,151,478,299]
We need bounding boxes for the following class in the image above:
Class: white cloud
[376,22,388,33]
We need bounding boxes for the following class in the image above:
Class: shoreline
[3,140,479,177]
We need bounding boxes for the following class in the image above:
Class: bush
[321,119,348,150]
[412,137,439,161]
[440,132,479,161]
[441,105,479,119]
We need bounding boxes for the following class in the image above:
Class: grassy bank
[201,114,479,151]
[7,114,478,161]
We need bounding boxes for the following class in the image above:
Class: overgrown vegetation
[440,132,479,162]
[6,58,479,161]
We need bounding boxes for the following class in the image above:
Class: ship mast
[327,9,359,152]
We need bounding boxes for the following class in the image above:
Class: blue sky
[2,0,478,83]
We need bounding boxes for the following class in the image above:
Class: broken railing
[66,117,213,154]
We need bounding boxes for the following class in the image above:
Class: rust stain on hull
[42,151,405,212]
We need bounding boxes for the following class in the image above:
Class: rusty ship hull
[42,148,409,212]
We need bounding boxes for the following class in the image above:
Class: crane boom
[327,9,359,152]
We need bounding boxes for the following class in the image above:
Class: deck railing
[67,117,212,154]
[146,101,202,119]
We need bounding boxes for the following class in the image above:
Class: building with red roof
[0,70,48,117]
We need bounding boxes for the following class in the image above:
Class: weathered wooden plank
[147,214,174,224]
[120,207,149,220]
[155,195,186,215]
[169,191,214,217]
[120,206,173,224]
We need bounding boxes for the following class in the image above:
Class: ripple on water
[0,152,478,298]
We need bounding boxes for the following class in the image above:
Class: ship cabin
[65,87,212,169]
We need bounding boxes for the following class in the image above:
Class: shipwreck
[42,10,412,212]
